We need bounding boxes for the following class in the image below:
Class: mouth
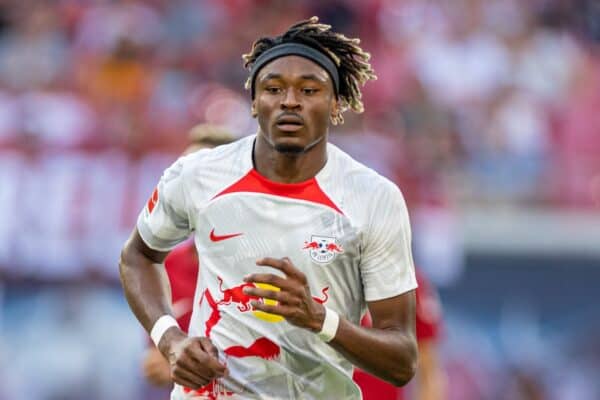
[275,115,304,132]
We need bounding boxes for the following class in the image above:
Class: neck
[253,133,328,183]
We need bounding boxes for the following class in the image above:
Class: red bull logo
[325,243,344,253]
[303,235,344,264]
[216,277,258,312]
[303,241,320,250]
[194,279,333,397]
[200,278,283,362]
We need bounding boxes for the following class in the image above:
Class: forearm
[417,341,446,400]
[329,318,418,386]
[119,237,173,334]
[243,259,418,386]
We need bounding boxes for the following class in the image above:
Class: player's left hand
[243,257,325,332]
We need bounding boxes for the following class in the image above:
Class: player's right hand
[158,327,228,389]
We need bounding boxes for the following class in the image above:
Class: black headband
[249,42,340,99]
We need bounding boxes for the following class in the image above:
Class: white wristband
[150,315,179,347]
[317,307,340,342]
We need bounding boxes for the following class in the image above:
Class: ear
[251,101,257,118]
[330,97,339,117]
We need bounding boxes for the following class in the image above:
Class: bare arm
[416,339,446,400]
[119,228,172,333]
[330,291,417,386]
[119,228,227,389]
[244,257,418,387]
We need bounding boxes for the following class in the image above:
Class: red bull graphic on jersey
[206,278,331,328]
[303,235,344,264]
[191,281,333,399]
[183,381,233,400]
[216,277,258,312]
[215,277,283,322]
[313,286,329,304]
[224,337,281,359]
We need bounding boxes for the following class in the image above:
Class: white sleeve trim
[136,215,181,252]
[364,280,418,302]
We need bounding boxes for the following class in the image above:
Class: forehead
[257,55,331,84]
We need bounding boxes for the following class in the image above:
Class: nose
[280,88,301,110]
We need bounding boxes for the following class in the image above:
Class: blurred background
[0,0,599,399]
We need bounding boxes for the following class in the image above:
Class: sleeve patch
[147,187,159,214]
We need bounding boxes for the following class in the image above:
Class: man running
[120,17,418,399]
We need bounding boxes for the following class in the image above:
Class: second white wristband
[317,307,340,342]
[150,315,179,347]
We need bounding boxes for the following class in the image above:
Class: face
[253,55,338,153]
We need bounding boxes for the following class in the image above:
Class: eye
[302,88,319,95]
[265,87,282,94]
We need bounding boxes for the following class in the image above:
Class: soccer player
[142,124,234,387]
[120,17,418,399]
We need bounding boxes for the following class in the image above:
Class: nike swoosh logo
[209,228,243,242]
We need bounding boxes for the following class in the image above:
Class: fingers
[243,273,288,290]
[255,257,306,283]
[250,301,293,318]
[184,340,227,376]
[242,286,298,306]
[246,257,307,291]
[170,337,227,389]
[199,337,220,361]
[172,366,211,390]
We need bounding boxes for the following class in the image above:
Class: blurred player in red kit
[142,124,234,387]
[354,269,446,400]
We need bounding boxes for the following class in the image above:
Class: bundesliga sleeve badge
[146,187,159,215]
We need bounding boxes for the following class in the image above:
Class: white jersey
[137,135,417,400]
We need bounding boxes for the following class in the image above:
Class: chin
[271,135,307,154]
[273,143,305,154]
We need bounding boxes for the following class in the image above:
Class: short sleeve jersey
[137,135,417,400]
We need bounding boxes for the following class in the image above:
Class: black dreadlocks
[243,16,377,125]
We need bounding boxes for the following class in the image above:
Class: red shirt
[352,269,443,400]
[163,240,198,332]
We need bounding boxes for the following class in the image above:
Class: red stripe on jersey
[213,169,343,215]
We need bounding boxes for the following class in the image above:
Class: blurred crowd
[0,0,598,280]
[0,0,599,208]
[0,1,599,399]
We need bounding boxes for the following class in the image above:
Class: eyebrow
[259,72,328,84]
[300,73,328,83]
[260,73,283,82]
